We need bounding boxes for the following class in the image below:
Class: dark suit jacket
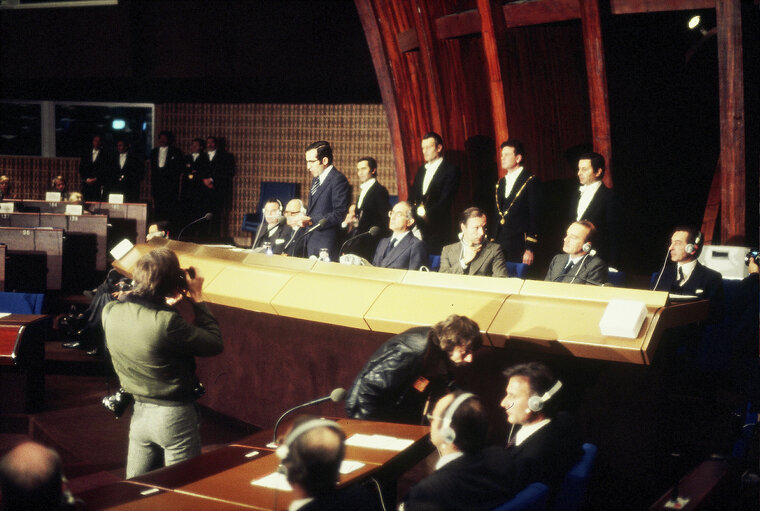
[252,222,292,255]
[544,253,608,285]
[306,167,351,260]
[654,261,724,321]
[79,148,110,202]
[372,233,427,270]
[508,412,584,492]
[300,485,383,511]
[150,145,184,217]
[439,240,508,277]
[403,447,518,511]
[409,159,460,254]
[569,183,622,268]
[282,226,307,257]
[345,180,390,260]
[495,170,542,262]
[108,152,144,202]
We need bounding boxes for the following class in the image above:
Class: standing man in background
[341,156,390,260]
[150,131,184,222]
[409,132,460,255]
[202,136,235,240]
[109,137,144,203]
[79,134,109,202]
[494,140,542,265]
[300,140,350,260]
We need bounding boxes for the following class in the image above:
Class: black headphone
[685,231,703,256]
[526,380,562,413]
[275,419,342,477]
[439,392,475,445]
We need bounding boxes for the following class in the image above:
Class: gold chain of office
[494,175,534,225]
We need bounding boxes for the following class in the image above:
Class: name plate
[45,192,62,202]
[599,299,647,338]
[108,194,124,204]
[0,203,14,213]
[65,204,83,216]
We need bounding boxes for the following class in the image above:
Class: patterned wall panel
[0,156,80,200]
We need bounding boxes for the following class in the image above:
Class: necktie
[310,177,320,196]
[561,260,575,275]
[677,267,685,286]
[384,238,397,258]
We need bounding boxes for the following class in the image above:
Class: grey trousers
[126,400,201,478]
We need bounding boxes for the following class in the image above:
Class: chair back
[0,292,45,314]
[506,262,529,279]
[491,482,549,511]
[553,443,597,511]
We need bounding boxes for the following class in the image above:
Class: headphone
[263,199,284,215]
[275,419,342,477]
[581,241,593,254]
[439,392,475,445]
[685,231,703,256]
[526,380,563,413]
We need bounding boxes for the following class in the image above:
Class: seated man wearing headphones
[501,362,583,493]
[401,392,518,511]
[252,198,291,254]
[653,226,723,321]
[544,220,607,285]
[277,417,381,511]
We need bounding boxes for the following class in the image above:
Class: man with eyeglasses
[440,207,508,277]
[282,198,308,257]
[345,315,482,424]
[372,201,427,270]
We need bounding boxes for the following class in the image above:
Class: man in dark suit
[653,227,723,321]
[440,207,508,277]
[409,132,460,255]
[150,131,184,222]
[300,140,350,260]
[341,156,390,260]
[401,392,517,511]
[494,139,542,264]
[545,220,607,285]
[200,136,235,240]
[278,417,382,511]
[372,201,427,270]
[79,134,109,202]
[252,198,291,254]
[282,198,308,257]
[177,137,210,238]
[500,362,583,493]
[108,137,144,203]
[569,152,622,269]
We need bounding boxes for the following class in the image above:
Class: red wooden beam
[435,9,481,40]
[502,0,580,28]
[716,0,745,243]
[398,28,419,53]
[611,0,714,15]
[579,0,614,187]
[412,0,444,136]
[477,0,510,160]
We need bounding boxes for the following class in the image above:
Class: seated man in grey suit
[440,207,508,277]
[545,220,607,285]
[373,201,428,270]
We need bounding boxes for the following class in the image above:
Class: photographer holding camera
[102,248,223,478]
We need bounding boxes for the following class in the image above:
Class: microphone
[253,216,286,248]
[177,213,212,241]
[339,225,382,255]
[269,388,346,447]
[305,217,328,235]
[566,274,606,286]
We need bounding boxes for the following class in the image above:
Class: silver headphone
[275,419,342,475]
[439,392,475,445]
[526,380,562,413]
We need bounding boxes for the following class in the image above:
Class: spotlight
[687,15,707,36]
[112,119,126,130]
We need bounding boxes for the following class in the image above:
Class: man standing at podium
[345,315,482,424]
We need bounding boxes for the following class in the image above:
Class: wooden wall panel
[0,157,80,200]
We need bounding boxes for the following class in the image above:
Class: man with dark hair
[545,220,607,285]
[150,130,184,221]
[402,392,517,511]
[299,140,350,260]
[200,136,235,240]
[372,201,427,270]
[494,139,542,264]
[0,442,67,511]
[409,132,460,255]
[109,137,144,202]
[252,198,291,253]
[346,315,482,424]
[440,207,508,277]
[568,152,622,269]
[179,137,209,233]
[341,156,390,260]
[501,362,583,491]
[79,134,109,202]
[103,248,223,477]
[653,227,723,318]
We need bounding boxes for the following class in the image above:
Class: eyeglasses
[306,159,320,165]
[284,211,300,216]
[388,210,408,218]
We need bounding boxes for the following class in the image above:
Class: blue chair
[491,482,550,511]
[0,292,45,314]
[427,254,441,271]
[553,443,597,511]
[607,270,626,287]
[506,262,529,279]
[242,181,299,234]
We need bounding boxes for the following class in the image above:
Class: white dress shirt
[421,157,443,195]
[576,180,602,220]
[514,418,551,446]
[503,167,524,198]
[357,178,376,209]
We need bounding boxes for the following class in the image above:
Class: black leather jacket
[345,327,451,424]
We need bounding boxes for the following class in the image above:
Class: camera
[176,267,196,290]
[745,250,759,266]
[102,388,134,419]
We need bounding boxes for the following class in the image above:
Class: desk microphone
[296,218,328,257]
[177,212,212,241]
[252,216,286,248]
[339,226,381,255]
[268,387,346,447]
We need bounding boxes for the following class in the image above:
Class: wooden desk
[76,481,257,510]
[0,314,48,412]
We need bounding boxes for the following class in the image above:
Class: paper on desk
[0,313,10,318]
[251,472,292,491]
[345,434,414,451]
[339,459,365,474]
